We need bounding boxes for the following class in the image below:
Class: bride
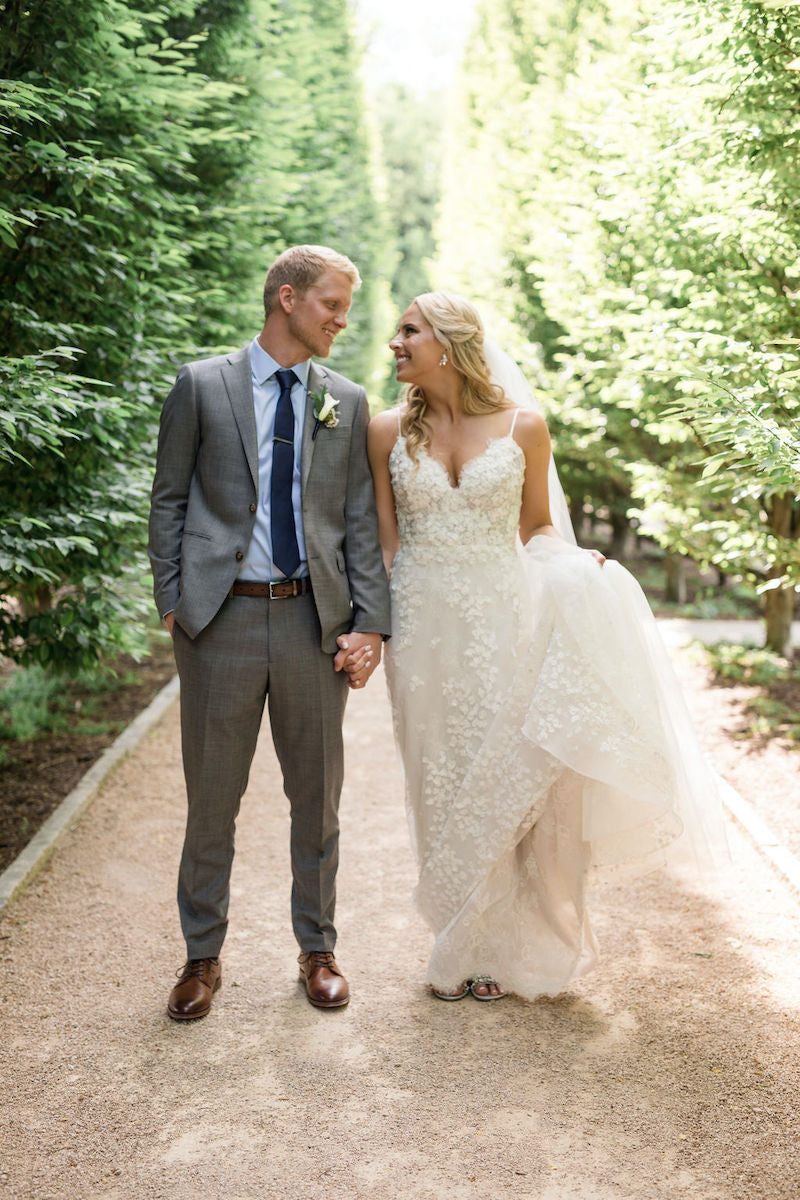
[363,291,727,1003]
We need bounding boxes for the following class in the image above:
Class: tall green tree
[267,0,392,386]
[627,0,800,652]
[0,0,240,668]
[436,0,800,651]
[372,81,443,399]
[375,83,442,307]
[0,0,389,669]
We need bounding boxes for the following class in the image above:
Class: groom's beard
[286,307,344,359]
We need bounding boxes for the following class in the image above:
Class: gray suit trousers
[172,591,349,958]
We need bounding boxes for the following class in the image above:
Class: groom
[148,245,390,1019]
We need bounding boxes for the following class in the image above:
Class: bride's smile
[389,303,449,386]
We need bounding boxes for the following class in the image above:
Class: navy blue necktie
[270,368,300,578]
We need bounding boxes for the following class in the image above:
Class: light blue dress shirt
[239,338,310,580]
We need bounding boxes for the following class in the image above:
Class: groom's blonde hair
[263,245,361,315]
[402,291,509,464]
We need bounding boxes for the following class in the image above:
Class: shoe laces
[301,950,338,970]
[178,958,216,980]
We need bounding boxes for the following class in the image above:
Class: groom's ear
[278,283,295,313]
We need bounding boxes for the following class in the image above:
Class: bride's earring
[439,352,448,367]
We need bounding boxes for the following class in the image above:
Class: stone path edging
[0,675,180,916]
[720,781,800,898]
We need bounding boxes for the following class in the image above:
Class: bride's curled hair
[402,291,510,464]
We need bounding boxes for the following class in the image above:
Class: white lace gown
[385,426,727,1000]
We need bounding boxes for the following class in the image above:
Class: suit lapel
[221,348,258,489]
[301,362,327,489]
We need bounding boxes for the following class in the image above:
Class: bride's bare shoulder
[368,405,404,456]
[510,405,546,434]
[510,407,549,443]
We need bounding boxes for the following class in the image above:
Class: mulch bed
[0,640,176,875]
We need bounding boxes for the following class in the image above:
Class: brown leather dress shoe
[168,958,221,1021]
[297,950,350,1008]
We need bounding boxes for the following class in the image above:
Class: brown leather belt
[232,578,312,599]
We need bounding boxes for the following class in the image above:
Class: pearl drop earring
[439,353,448,367]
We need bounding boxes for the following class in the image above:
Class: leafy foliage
[436,0,800,650]
[0,0,385,669]
[372,82,445,400]
[703,640,800,747]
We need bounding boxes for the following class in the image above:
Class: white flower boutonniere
[310,385,340,439]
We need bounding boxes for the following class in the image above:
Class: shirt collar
[249,338,311,389]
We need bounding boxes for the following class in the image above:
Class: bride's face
[389,304,443,385]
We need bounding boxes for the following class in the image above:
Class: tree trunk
[763,493,797,658]
[609,511,632,559]
[665,553,688,604]
[764,583,794,658]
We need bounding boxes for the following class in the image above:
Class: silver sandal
[431,980,470,1001]
[469,975,507,1001]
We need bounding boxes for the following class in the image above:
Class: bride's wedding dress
[385,411,727,1000]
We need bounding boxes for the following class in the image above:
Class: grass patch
[0,643,166,744]
[671,585,762,620]
[702,642,800,749]
[619,556,762,619]
[705,643,792,686]
[0,666,62,741]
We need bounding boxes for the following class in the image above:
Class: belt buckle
[268,579,295,599]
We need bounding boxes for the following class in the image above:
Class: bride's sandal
[431,980,470,1001]
[469,975,507,1001]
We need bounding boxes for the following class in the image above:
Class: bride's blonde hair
[402,291,510,463]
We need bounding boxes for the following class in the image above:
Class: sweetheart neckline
[396,433,523,491]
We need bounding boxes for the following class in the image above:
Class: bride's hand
[334,632,382,688]
[585,548,607,566]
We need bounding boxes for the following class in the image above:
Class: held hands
[334,632,382,689]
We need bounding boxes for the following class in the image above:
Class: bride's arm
[515,409,561,545]
[367,409,400,575]
[515,409,605,564]
[515,410,604,564]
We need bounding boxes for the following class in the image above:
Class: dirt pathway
[1,663,798,1200]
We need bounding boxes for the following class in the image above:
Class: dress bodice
[389,434,525,562]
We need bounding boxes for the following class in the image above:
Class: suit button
[236,551,243,561]
[249,503,256,513]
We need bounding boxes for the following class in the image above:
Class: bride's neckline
[414,433,522,491]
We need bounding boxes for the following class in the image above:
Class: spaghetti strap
[509,408,520,437]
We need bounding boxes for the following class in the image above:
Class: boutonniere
[310,385,340,439]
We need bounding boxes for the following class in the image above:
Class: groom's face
[286,268,353,359]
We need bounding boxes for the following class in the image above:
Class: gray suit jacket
[148,346,391,652]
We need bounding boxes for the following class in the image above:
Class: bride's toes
[431,981,470,1001]
[469,975,507,1001]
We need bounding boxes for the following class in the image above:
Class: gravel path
[1,640,798,1200]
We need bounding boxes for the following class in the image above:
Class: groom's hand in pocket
[334,632,382,689]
